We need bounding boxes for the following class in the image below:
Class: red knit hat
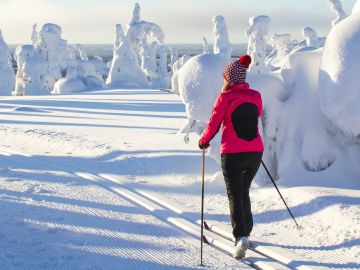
[223,55,252,85]
[239,54,252,69]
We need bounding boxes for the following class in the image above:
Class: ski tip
[202,235,209,244]
[203,221,210,230]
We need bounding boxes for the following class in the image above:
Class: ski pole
[200,147,206,266]
[261,160,301,228]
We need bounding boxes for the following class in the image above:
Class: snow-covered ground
[0,89,359,269]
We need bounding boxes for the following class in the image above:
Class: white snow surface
[353,0,360,14]
[0,89,358,269]
[319,9,360,137]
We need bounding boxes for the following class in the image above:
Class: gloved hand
[198,139,210,149]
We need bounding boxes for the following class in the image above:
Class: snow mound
[319,11,360,137]
[53,78,86,94]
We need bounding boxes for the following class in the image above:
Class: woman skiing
[198,55,264,259]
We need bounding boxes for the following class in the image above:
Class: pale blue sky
[0,0,357,44]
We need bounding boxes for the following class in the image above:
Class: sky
[0,0,357,45]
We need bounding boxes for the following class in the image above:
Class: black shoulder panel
[231,102,259,141]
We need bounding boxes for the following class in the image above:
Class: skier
[198,55,264,259]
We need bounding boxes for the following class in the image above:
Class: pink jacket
[199,83,264,154]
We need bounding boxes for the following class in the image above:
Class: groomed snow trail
[0,151,249,269]
[0,89,358,269]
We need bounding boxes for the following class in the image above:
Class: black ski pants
[221,152,263,240]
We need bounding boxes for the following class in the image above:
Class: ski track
[0,149,249,270]
[0,90,358,269]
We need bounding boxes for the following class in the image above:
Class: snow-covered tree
[107,2,165,88]
[319,6,360,137]
[302,27,320,48]
[107,25,149,88]
[15,23,103,95]
[31,24,38,47]
[202,37,210,54]
[246,15,271,74]
[0,30,15,95]
[14,44,48,96]
[170,47,179,67]
[266,33,293,68]
[176,15,233,163]
[114,24,125,51]
[212,15,232,58]
[76,44,89,61]
[328,0,347,27]
[157,45,171,88]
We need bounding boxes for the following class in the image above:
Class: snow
[15,23,106,96]
[212,15,232,59]
[266,33,294,69]
[107,3,166,89]
[328,0,347,27]
[302,27,320,48]
[1,2,360,268]
[175,14,232,164]
[0,89,358,269]
[173,15,231,121]
[174,9,359,187]
[53,78,87,95]
[0,31,15,96]
[353,0,360,14]
[14,44,49,96]
[246,15,271,74]
[319,9,360,137]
